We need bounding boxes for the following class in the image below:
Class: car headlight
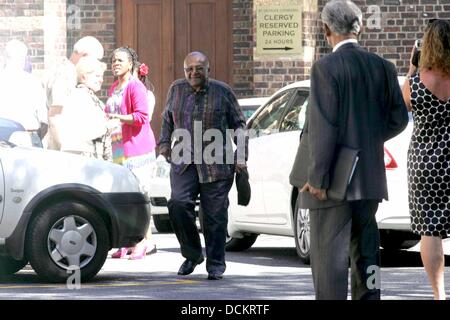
[155,155,170,178]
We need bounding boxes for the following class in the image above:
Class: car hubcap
[297,208,310,255]
[47,215,97,270]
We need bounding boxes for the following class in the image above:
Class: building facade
[0,0,447,137]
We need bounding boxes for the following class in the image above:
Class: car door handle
[0,195,3,202]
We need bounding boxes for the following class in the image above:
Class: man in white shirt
[0,40,47,146]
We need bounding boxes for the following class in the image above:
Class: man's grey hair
[321,0,363,35]
[184,51,210,68]
[73,36,104,60]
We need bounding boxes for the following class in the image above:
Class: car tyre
[294,198,311,264]
[225,233,258,251]
[27,201,110,283]
[153,214,173,233]
[0,256,28,275]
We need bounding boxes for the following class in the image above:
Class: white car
[226,77,418,263]
[148,97,270,233]
[239,97,271,120]
[0,118,150,282]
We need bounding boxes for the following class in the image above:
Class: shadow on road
[225,246,450,268]
[0,271,316,300]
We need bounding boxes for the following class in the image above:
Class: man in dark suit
[289,0,408,300]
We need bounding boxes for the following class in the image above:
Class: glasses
[184,66,206,73]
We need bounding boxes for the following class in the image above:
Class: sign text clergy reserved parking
[256,4,302,56]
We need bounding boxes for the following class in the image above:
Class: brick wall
[66,0,115,99]
[43,0,68,77]
[0,0,114,98]
[0,0,45,72]
[232,0,320,98]
[316,0,448,75]
[1,0,447,100]
[232,0,254,97]
[233,0,448,98]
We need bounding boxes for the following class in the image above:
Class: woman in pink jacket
[106,46,157,259]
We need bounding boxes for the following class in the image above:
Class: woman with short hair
[59,56,111,160]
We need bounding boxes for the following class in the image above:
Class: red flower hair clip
[139,63,149,76]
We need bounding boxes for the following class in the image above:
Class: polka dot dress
[407,73,450,238]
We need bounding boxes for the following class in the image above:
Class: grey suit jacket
[290,43,409,209]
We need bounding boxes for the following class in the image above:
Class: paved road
[2,224,450,301]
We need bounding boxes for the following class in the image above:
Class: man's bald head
[183,51,210,91]
[184,51,209,68]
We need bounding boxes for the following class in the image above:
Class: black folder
[326,146,360,201]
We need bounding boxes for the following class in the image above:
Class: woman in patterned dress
[402,19,450,300]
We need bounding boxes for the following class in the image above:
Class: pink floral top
[107,77,156,159]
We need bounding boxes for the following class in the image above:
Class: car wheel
[153,215,173,233]
[294,199,311,264]
[225,232,258,251]
[0,256,28,275]
[27,201,110,283]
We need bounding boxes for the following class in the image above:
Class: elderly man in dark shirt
[159,51,247,280]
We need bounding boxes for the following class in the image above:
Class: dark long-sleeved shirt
[159,78,247,183]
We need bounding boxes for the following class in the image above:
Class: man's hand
[299,182,327,201]
[159,147,172,163]
[235,163,247,173]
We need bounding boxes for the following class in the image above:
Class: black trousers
[309,200,381,300]
[168,165,234,274]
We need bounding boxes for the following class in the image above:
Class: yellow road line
[0,279,199,290]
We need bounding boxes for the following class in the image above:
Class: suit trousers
[309,200,380,300]
[168,165,233,274]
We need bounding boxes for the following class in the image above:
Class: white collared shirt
[333,39,358,52]
[0,68,47,130]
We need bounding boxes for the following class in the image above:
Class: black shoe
[177,256,204,276]
[207,272,223,280]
